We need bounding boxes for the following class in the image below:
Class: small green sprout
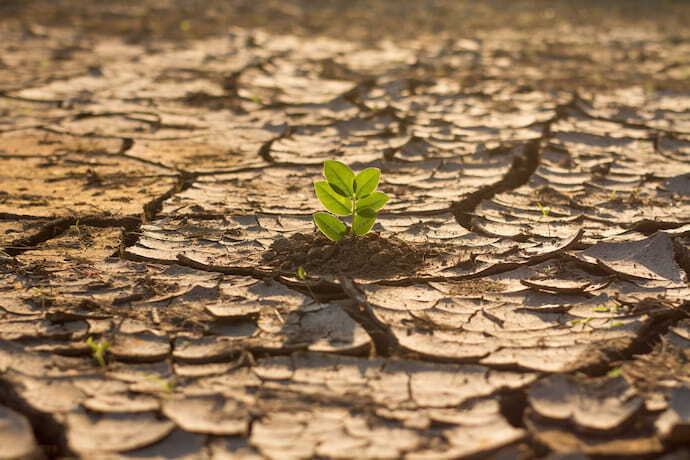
[86,336,110,368]
[540,264,557,277]
[146,374,177,393]
[296,266,307,280]
[30,287,53,307]
[569,317,593,328]
[69,219,81,235]
[593,304,621,313]
[313,160,390,242]
[536,202,552,237]
[607,367,623,378]
[296,266,316,301]
[537,202,551,218]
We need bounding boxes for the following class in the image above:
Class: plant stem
[350,195,356,236]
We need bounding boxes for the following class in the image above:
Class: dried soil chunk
[656,386,690,443]
[528,374,643,431]
[356,281,649,372]
[287,303,371,353]
[66,410,176,453]
[111,429,208,460]
[443,419,525,458]
[358,284,444,311]
[13,376,85,413]
[251,409,422,460]
[126,216,274,268]
[162,395,249,435]
[108,332,172,363]
[667,320,690,349]
[0,405,41,460]
[82,392,161,413]
[0,131,173,218]
[577,233,686,285]
[526,412,664,457]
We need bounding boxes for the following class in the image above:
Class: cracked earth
[1,1,690,459]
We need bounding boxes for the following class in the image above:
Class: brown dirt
[261,231,453,279]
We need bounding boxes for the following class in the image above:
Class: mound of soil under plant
[261,231,447,279]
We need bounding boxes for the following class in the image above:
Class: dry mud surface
[1,2,690,459]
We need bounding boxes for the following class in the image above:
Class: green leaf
[314,181,352,215]
[313,212,347,242]
[296,266,307,280]
[354,168,380,199]
[323,160,355,198]
[356,191,389,213]
[352,212,376,236]
[356,207,376,218]
[607,367,623,378]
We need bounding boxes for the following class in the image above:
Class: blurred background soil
[2,0,690,93]
[2,0,690,43]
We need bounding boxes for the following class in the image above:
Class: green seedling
[569,317,593,329]
[30,287,56,308]
[296,266,317,301]
[540,264,558,277]
[537,202,551,218]
[629,188,642,203]
[146,374,177,393]
[593,304,621,313]
[296,266,307,280]
[607,367,623,378]
[536,202,552,237]
[69,219,81,236]
[313,160,389,242]
[86,336,110,368]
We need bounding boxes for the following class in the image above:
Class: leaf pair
[313,160,389,241]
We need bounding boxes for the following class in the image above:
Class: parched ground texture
[1,1,690,459]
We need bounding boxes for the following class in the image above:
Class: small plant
[146,374,177,393]
[30,287,53,308]
[539,264,558,277]
[537,202,552,237]
[569,317,594,329]
[86,336,110,368]
[69,219,81,236]
[607,367,623,378]
[593,304,621,313]
[537,202,551,218]
[296,266,317,301]
[313,160,389,242]
[296,266,307,280]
